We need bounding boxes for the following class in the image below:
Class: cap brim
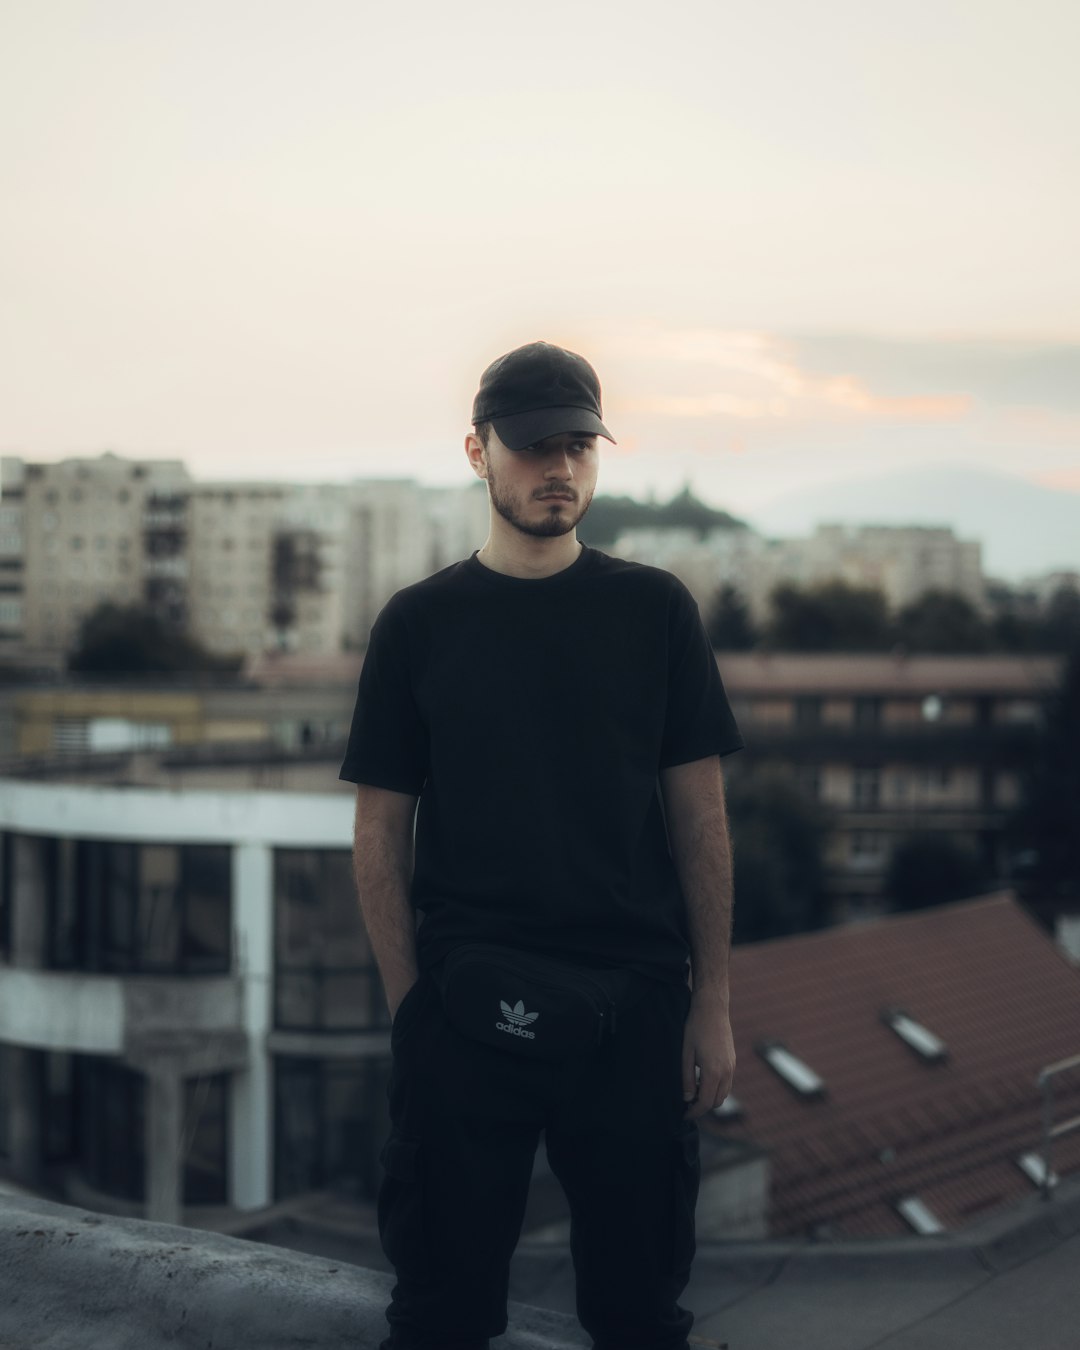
[488,407,616,451]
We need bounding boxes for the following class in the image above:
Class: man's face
[476,429,599,539]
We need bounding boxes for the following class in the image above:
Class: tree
[68,602,243,677]
[1037,585,1080,652]
[580,487,747,549]
[1009,639,1080,899]
[726,766,832,942]
[893,589,990,653]
[763,580,892,651]
[883,832,993,912]
[705,584,757,649]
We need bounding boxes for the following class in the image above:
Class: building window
[850,831,887,866]
[183,1074,228,1205]
[76,1058,145,1202]
[49,838,80,968]
[274,849,385,1031]
[854,698,882,729]
[274,1057,384,1202]
[896,1194,945,1235]
[796,766,821,801]
[795,698,822,728]
[45,1052,77,1162]
[853,768,881,809]
[757,1042,826,1098]
[71,1058,227,1205]
[0,833,10,958]
[60,841,231,975]
[0,1046,12,1158]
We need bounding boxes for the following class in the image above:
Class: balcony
[0,967,245,1071]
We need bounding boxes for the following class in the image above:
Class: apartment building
[0,461,23,657]
[184,482,291,658]
[718,651,1062,914]
[612,525,763,618]
[6,453,191,664]
[614,522,985,624]
[0,454,493,666]
[783,523,985,613]
[0,757,378,1227]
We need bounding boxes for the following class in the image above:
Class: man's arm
[352,783,420,1021]
[659,753,736,1120]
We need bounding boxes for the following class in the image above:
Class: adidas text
[496,1022,536,1040]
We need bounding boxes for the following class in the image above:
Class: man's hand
[682,988,735,1120]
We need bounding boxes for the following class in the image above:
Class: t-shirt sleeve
[659,579,744,769]
[338,595,429,793]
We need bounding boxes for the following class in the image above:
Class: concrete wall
[0,970,126,1053]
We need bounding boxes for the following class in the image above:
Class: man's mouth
[538,493,574,502]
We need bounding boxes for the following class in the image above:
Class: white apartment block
[1018,569,1080,606]
[0,454,496,666]
[614,523,985,624]
[7,454,191,661]
[185,483,290,659]
[338,479,489,650]
[0,460,25,656]
[791,524,985,614]
[612,526,765,618]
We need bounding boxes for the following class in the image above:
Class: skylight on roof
[882,1009,948,1062]
[1017,1152,1058,1189]
[758,1043,825,1097]
[895,1195,945,1235]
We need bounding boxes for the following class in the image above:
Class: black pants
[377,966,699,1350]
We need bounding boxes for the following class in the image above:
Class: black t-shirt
[339,545,744,984]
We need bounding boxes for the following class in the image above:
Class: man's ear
[464,433,488,480]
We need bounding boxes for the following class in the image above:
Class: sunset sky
[3,0,1078,519]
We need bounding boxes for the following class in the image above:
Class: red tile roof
[704,892,1080,1237]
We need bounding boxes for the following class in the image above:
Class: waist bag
[432,941,643,1061]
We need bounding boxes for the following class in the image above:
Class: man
[340,340,743,1350]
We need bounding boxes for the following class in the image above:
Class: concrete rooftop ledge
[0,1192,589,1350]
[4,1182,1080,1350]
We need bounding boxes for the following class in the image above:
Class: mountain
[745,464,1080,582]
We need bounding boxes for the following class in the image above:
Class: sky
[3,0,1079,525]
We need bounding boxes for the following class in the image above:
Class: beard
[485,461,594,539]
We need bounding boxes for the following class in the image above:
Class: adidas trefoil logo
[496,998,539,1041]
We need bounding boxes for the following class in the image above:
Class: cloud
[1030,467,1080,494]
[790,335,1080,412]
[600,325,972,423]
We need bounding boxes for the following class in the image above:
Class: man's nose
[544,452,574,478]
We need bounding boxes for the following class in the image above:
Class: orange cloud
[1029,467,1080,493]
[600,324,972,424]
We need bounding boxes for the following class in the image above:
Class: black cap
[471,341,616,450]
